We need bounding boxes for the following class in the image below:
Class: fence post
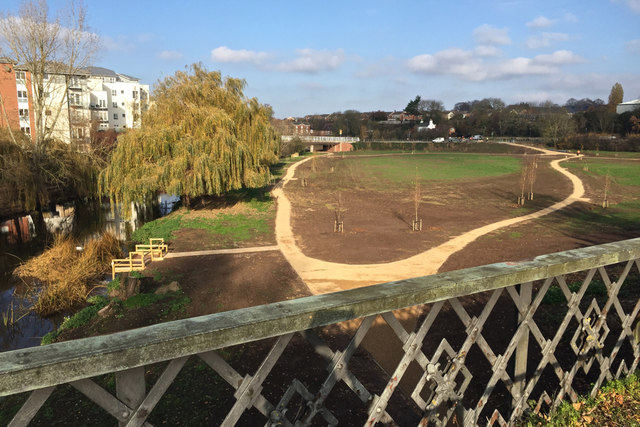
[116,367,145,426]
[513,282,532,409]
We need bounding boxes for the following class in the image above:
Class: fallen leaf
[583,415,593,423]
[572,402,582,411]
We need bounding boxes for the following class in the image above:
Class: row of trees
[298,84,637,143]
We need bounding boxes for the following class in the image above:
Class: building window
[121,90,124,94]
[132,90,138,99]
[17,90,28,101]
[15,71,26,81]
[20,126,30,135]
[113,113,118,120]
[111,89,117,96]
[112,102,118,108]
[122,112,125,118]
[18,108,28,118]
[69,93,81,106]
[121,102,124,106]
[99,99,106,108]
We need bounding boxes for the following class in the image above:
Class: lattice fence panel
[3,251,640,426]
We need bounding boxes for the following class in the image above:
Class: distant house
[617,99,640,114]
[293,122,311,135]
[417,119,436,132]
[388,111,403,121]
[387,111,420,122]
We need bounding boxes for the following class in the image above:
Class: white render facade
[23,66,149,144]
[85,67,149,132]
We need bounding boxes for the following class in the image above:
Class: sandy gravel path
[273,144,587,294]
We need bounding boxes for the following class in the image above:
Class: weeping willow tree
[100,64,279,209]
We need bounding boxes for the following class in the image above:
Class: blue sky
[5,0,640,118]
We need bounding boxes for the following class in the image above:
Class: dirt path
[273,144,587,294]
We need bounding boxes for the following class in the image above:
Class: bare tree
[0,0,101,213]
[0,0,100,149]
[412,167,422,231]
[539,110,575,149]
[602,173,611,208]
[527,155,538,200]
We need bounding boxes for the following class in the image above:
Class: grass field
[582,150,640,158]
[312,153,522,190]
[131,195,274,245]
[567,158,640,186]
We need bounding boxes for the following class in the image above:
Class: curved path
[273,144,587,294]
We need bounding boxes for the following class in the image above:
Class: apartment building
[86,67,149,133]
[0,58,36,141]
[0,59,149,144]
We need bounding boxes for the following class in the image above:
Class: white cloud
[474,45,502,57]
[525,32,570,49]
[494,57,555,77]
[407,48,486,81]
[273,49,346,73]
[407,49,584,81]
[101,35,135,52]
[564,12,578,23]
[533,50,585,65]
[627,39,640,54]
[612,0,640,13]
[135,33,156,43]
[210,46,268,64]
[473,24,511,46]
[158,50,183,60]
[526,16,554,28]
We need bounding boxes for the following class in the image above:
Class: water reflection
[0,196,177,352]
[0,287,54,351]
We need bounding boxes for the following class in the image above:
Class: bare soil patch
[287,153,573,264]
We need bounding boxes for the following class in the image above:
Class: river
[0,195,178,352]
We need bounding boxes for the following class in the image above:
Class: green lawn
[330,153,521,184]
[567,158,640,186]
[131,197,274,244]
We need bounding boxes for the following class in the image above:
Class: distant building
[616,99,640,114]
[293,122,311,135]
[0,59,149,145]
[416,119,436,132]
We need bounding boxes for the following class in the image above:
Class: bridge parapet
[2,238,640,425]
[281,135,360,144]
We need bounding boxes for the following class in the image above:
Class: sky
[3,0,640,118]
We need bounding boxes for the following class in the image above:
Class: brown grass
[15,233,123,316]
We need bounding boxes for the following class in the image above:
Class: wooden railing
[2,238,640,426]
[110,238,168,279]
